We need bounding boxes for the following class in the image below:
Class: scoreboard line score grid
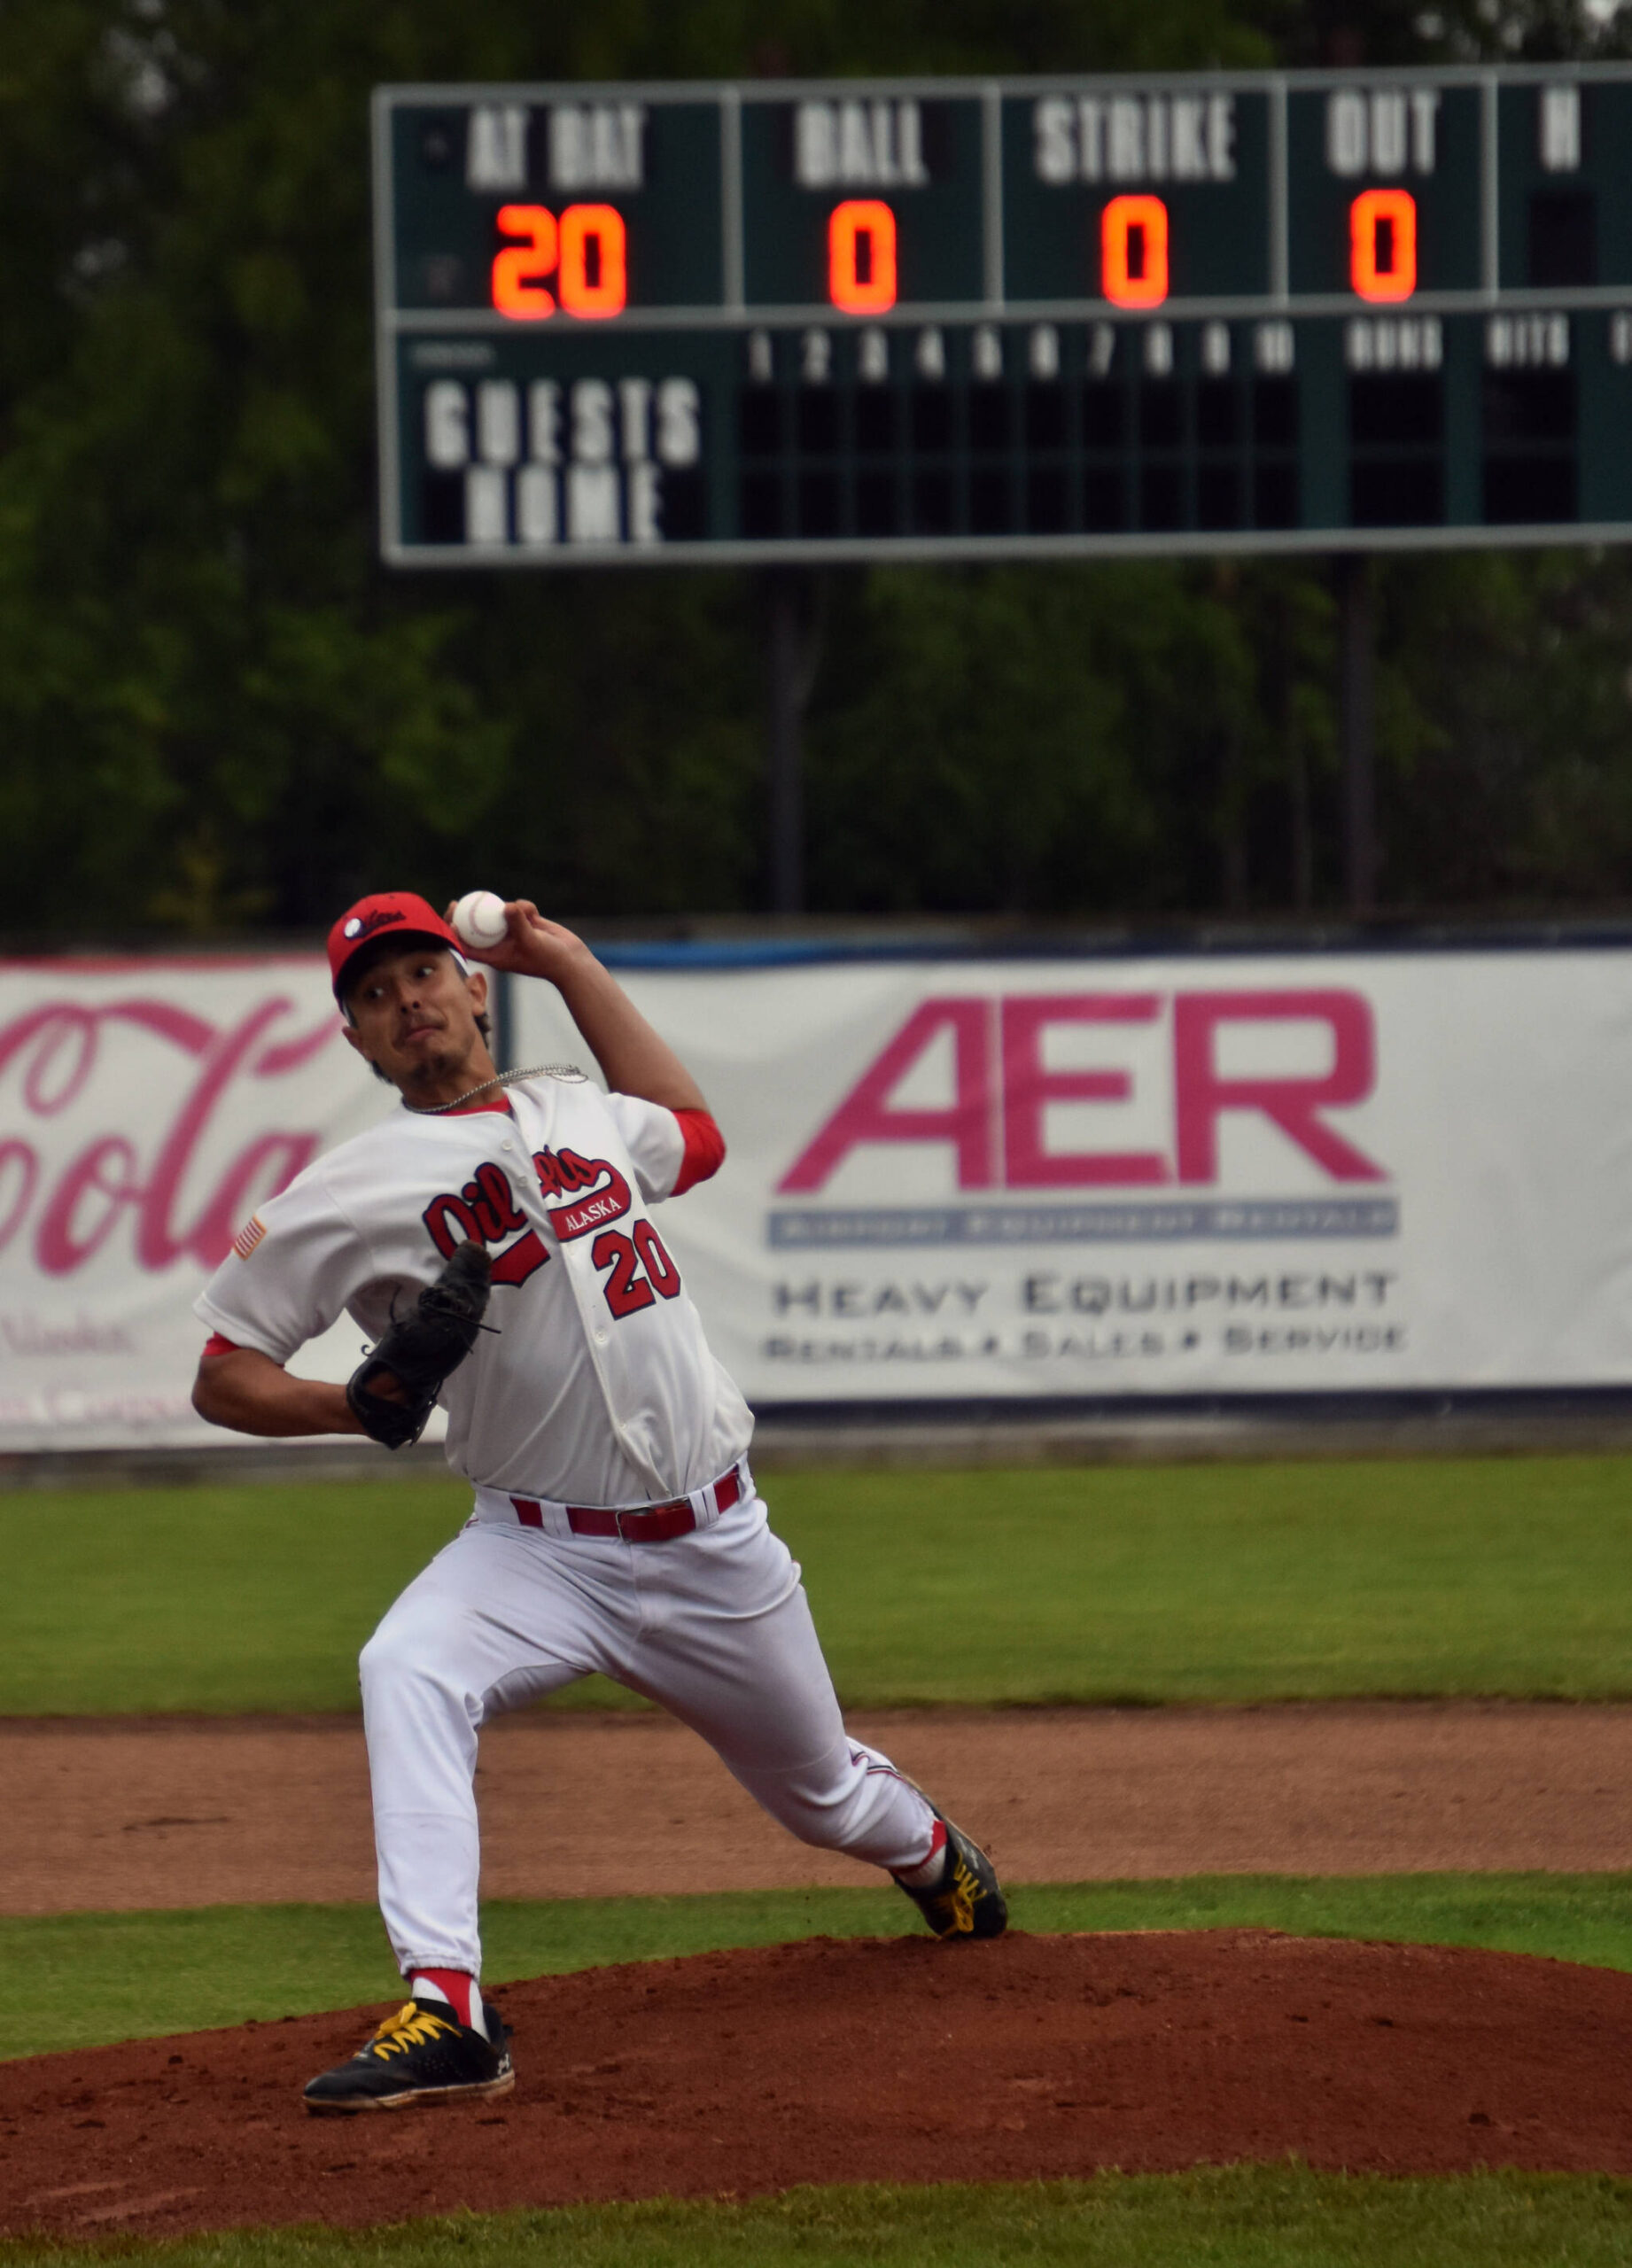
[372,68,1632,567]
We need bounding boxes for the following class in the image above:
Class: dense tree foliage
[0,0,1628,936]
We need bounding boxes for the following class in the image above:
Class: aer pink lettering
[1000,994,1168,1187]
[1172,990,1384,1184]
[779,998,994,1192]
[781,988,1385,1192]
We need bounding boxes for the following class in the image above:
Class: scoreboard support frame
[765,567,824,916]
[1337,557,1378,916]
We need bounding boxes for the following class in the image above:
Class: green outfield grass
[8,1456,1632,1713]
[8,1873,1632,2062]
[8,2171,1632,2268]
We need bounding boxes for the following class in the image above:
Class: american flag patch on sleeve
[232,1216,267,1261]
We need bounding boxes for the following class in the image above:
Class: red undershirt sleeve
[671,1108,727,1195]
[201,1333,243,1359]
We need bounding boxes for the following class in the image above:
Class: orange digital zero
[1101,194,1170,308]
[1349,188,1417,303]
[828,198,898,315]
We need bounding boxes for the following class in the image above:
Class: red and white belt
[478,1456,750,1544]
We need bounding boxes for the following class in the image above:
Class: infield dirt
[10,1703,1632,2237]
[7,1700,1632,1912]
[7,1930,1632,2237]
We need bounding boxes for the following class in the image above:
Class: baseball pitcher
[191,892,1006,2114]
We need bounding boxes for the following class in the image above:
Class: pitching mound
[6,1929,1632,2237]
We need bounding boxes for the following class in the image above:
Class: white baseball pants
[358,1480,937,1980]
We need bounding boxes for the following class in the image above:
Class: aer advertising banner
[519,950,1632,1403]
[3,945,1630,1452]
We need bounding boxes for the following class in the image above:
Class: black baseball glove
[346,1241,493,1451]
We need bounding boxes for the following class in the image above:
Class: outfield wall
[3,941,1629,1451]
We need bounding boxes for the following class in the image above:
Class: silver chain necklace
[404,1062,587,1115]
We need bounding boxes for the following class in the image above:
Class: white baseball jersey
[194,1074,751,1505]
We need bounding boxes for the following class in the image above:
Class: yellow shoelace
[945,1856,982,1932]
[366,2002,457,2061]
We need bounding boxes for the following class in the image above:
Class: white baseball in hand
[451,891,509,950]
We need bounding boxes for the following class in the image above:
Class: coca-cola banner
[0,956,390,1451]
[516,948,1632,1402]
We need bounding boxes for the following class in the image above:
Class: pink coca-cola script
[0,991,341,1278]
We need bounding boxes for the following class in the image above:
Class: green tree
[0,0,1629,936]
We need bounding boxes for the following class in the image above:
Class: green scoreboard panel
[372,69,1632,565]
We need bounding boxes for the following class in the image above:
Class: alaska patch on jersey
[540,1151,633,1242]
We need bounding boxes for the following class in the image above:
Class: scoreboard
[372,68,1632,565]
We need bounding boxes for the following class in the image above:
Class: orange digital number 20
[493,204,628,322]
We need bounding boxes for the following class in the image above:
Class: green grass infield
[9,1873,1632,2063]
[8,2170,1632,2267]
[11,1454,1632,1713]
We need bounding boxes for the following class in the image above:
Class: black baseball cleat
[895,1814,1008,1940]
[302,1998,513,2114]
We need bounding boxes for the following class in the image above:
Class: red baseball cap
[327,891,464,1005]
